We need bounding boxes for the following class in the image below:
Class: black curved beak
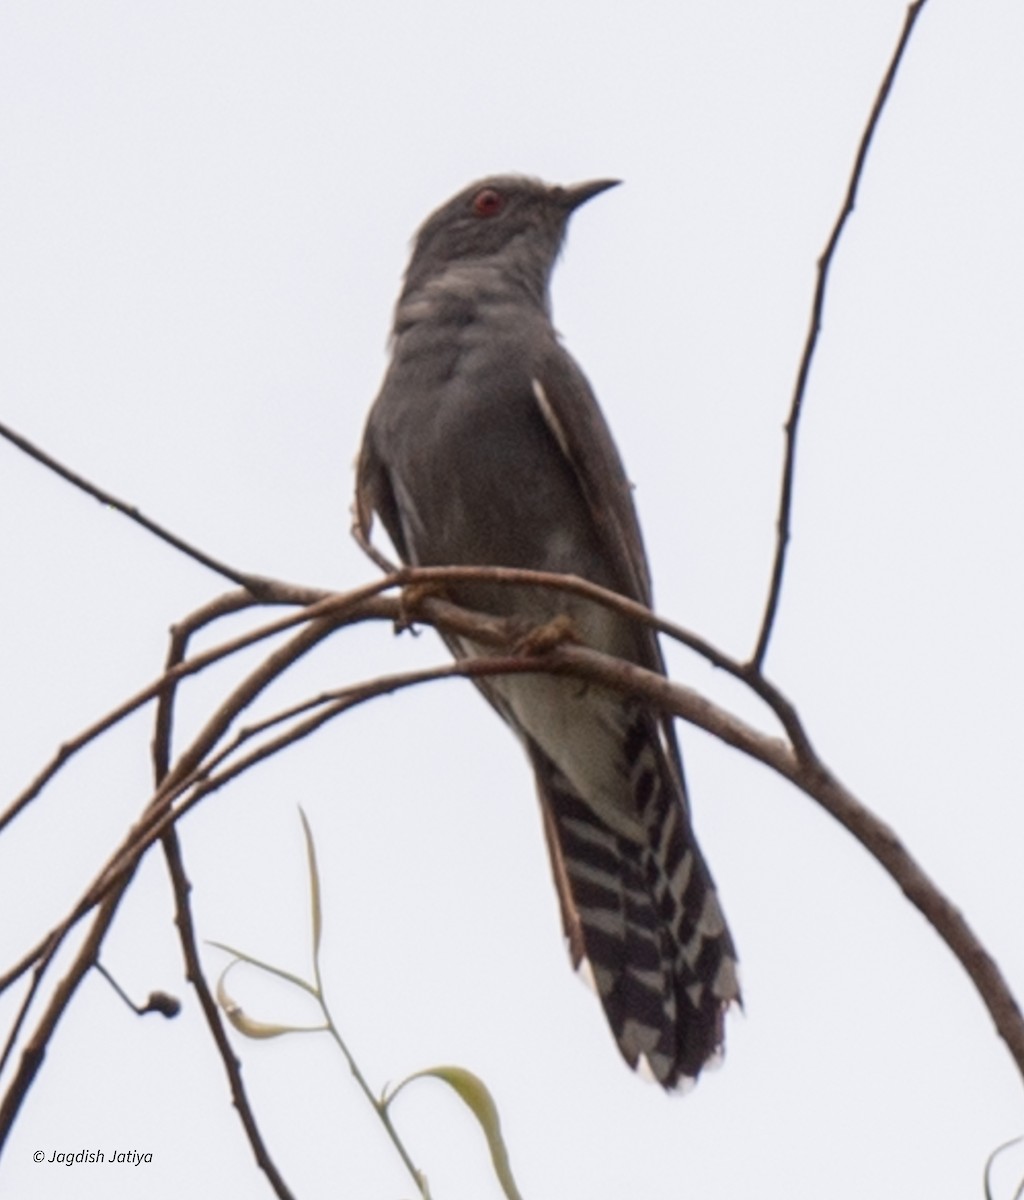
[558,178,622,212]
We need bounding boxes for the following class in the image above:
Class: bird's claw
[395,581,446,634]
[513,613,581,655]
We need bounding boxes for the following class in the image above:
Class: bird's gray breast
[372,288,620,624]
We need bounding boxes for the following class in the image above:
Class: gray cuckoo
[355,175,738,1087]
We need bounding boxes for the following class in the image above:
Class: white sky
[2,1,1023,1197]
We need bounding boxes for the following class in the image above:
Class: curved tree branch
[5,566,1021,1123]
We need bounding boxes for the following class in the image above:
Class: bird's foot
[395,581,446,634]
[513,613,581,656]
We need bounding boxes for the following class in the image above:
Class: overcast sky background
[2,1,1023,1197]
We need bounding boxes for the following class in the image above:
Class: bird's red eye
[472,187,504,217]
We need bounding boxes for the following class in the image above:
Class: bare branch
[0,877,134,1153]
[751,0,932,669]
[161,830,296,1198]
[0,936,60,1079]
[154,596,296,1197]
[0,582,383,836]
[0,418,279,594]
[1,590,252,835]
[4,555,1023,1157]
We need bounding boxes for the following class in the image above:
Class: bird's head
[400,174,620,309]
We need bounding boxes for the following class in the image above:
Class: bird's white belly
[463,652,644,843]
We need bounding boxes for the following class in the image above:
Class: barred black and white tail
[529,712,739,1088]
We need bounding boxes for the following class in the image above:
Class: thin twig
[0,584,363,836]
[153,605,295,1198]
[0,935,60,1080]
[0,418,278,595]
[162,830,296,1199]
[0,875,134,1152]
[89,657,562,890]
[751,0,931,670]
[68,619,342,924]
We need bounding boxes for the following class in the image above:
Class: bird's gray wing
[529,345,687,786]
[354,431,407,562]
[530,346,655,614]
